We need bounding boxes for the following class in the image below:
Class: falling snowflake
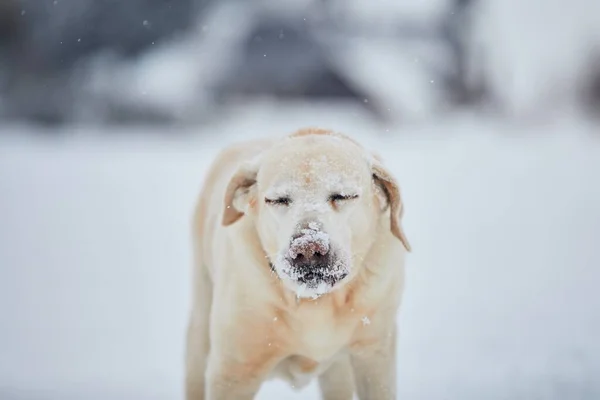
[361,316,371,326]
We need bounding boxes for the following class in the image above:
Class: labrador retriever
[186,128,411,400]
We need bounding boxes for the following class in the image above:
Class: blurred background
[0,0,599,399]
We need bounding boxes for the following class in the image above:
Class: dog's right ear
[222,161,259,226]
[370,156,412,252]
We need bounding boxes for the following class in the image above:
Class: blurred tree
[0,0,212,125]
[439,0,488,107]
[0,0,18,45]
[13,0,211,71]
[582,51,600,119]
[209,15,388,122]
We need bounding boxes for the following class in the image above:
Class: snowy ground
[1,108,599,399]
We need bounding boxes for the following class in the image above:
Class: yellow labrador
[186,128,411,400]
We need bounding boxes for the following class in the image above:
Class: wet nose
[288,223,330,260]
[289,238,329,260]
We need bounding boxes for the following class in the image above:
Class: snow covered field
[1,109,599,399]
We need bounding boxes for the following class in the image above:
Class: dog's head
[222,130,410,298]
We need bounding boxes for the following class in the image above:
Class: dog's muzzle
[280,227,348,288]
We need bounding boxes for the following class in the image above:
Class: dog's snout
[288,220,330,260]
[281,220,349,289]
[289,237,329,260]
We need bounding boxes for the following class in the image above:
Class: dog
[186,128,411,400]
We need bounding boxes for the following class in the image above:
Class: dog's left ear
[222,161,259,226]
[371,158,412,252]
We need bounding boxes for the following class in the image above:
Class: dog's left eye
[329,193,359,202]
[265,197,292,206]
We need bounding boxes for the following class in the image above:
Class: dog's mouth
[270,253,350,298]
[289,257,348,287]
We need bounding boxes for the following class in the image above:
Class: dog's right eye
[265,197,292,206]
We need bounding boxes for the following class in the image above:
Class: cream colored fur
[186,128,410,400]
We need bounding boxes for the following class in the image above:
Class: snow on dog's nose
[288,226,330,260]
[274,221,350,299]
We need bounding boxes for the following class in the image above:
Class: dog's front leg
[350,330,397,400]
[205,350,280,400]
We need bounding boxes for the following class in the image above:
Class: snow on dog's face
[222,130,411,299]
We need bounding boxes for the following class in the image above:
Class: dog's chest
[291,308,353,361]
[271,316,353,389]
[268,299,363,387]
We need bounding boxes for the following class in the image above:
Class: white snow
[1,110,599,399]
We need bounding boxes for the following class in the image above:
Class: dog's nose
[289,232,330,260]
[289,239,329,260]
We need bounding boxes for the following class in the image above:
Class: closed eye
[329,193,359,202]
[265,196,292,206]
